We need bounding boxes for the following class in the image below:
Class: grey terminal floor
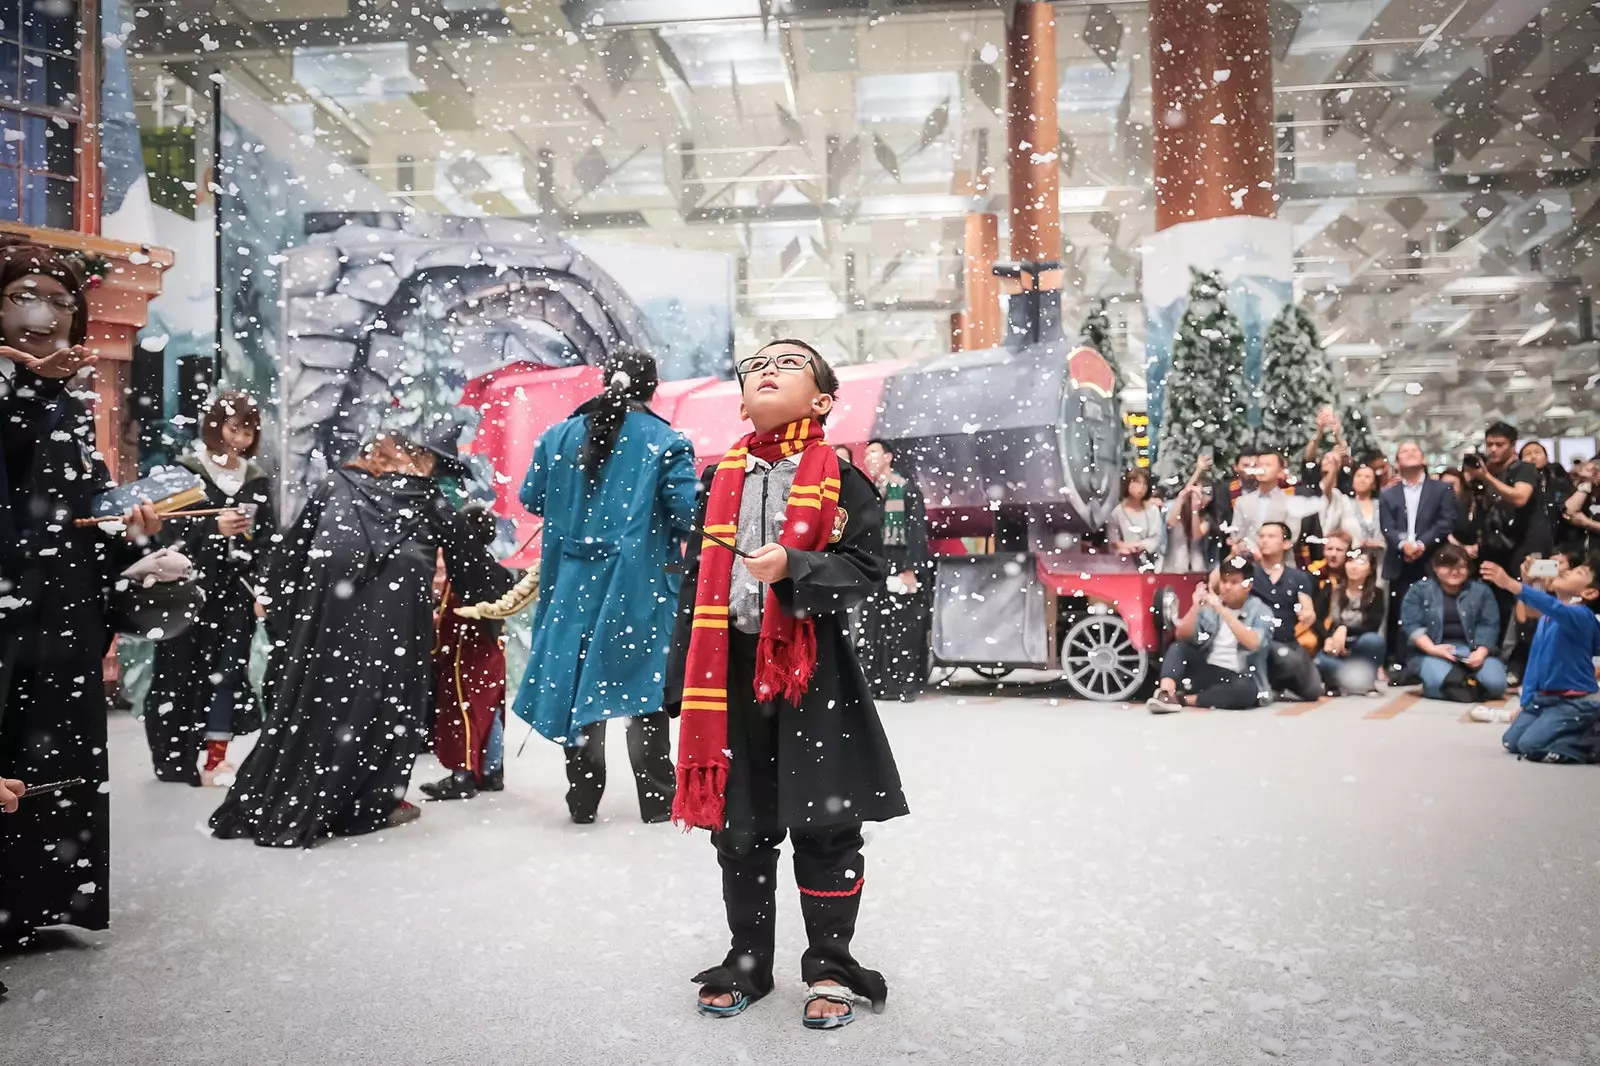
[4,686,1598,1066]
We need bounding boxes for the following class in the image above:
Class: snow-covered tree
[1078,298,1124,398]
[1156,269,1250,475]
[1340,394,1380,461]
[1258,303,1336,460]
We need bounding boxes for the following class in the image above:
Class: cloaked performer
[666,339,908,1030]
[420,506,509,801]
[209,424,511,846]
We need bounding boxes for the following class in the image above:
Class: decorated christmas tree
[1078,297,1125,397]
[1258,303,1336,460]
[1156,268,1250,475]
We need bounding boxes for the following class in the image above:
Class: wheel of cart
[1057,608,1147,701]
[1040,563,1209,703]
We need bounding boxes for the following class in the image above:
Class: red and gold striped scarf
[673,418,842,830]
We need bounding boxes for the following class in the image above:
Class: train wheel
[1059,614,1149,702]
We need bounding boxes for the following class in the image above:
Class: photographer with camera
[1479,554,1600,764]
[1462,423,1547,642]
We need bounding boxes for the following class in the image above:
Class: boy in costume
[666,339,908,1029]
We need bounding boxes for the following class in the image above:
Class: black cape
[857,473,933,702]
[209,469,511,848]
[144,453,276,783]
[1,370,143,944]
[666,462,909,835]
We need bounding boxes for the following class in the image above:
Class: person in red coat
[422,506,508,801]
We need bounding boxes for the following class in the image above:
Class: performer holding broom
[666,338,908,1030]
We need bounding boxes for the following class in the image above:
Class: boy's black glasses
[736,352,812,379]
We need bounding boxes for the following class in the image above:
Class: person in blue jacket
[513,350,699,824]
[1480,555,1600,763]
[1398,544,1505,700]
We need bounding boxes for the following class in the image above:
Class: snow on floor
[4,692,1599,1066]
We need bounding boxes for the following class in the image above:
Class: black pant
[1386,570,1424,669]
[1159,643,1259,709]
[563,712,675,823]
[1267,641,1324,701]
[699,823,885,1008]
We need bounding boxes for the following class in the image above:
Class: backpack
[1437,663,1483,703]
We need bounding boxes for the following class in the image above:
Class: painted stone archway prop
[275,212,652,522]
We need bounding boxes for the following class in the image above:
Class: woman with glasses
[513,349,699,824]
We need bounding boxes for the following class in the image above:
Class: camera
[1462,452,1483,470]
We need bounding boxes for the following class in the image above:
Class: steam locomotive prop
[459,337,1205,702]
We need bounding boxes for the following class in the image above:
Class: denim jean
[1501,694,1600,763]
[1314,631,1387,693]
[1413,645,1508,700]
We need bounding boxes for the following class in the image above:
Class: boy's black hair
[866,438,892,454]
[1260,520,1293,540]
[1219,555,1253,584]
[1484,420,1518,443]
[749,338,840,424]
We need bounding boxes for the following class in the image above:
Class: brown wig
[0,242,90,347]
[200,390,263,458]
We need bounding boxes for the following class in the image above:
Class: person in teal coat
[513,350,699,824]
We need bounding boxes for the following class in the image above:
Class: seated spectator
[1147,556,1274,712]
[1215,522,1325,701]
[1310,528,1351,606]
[1480,555,1600,763]
[1315,546,1386,695]
[1400,544,1506,701]
[1109,469,1161,568]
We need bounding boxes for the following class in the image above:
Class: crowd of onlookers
[1109,410,1600,761]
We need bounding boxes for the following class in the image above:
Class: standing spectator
[1162,455,1214,572]
[512,350,699,825]
[1439,468,1480,558]
[1302,406,1353,496]
[1561,459,1600,554]
[1147,556,1275,712]
[1108,468,1162,568]
[1465,423,1544,624]
[1481,556,1600,763]
[1379,441,1458,670]
[1367,451,1398,490]
[1399,545,1505,701]
[1228,450,1322,555]
[834,444,856,468]
[1315,546,1386,695]
[1519,441,1575,553]
[857,439,933,703]
[143,391,275,788]
[1321,458,1386,569]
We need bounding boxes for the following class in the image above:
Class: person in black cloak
[856,439,933,702]
[143,390,275,787]
[208,420,512,847]
[0,242,164,951]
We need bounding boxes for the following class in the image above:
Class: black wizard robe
[143,452,276,783]
[1,369,145,945]
[209,468,511,848]
[665,463,908,836]
[857,471,933,702]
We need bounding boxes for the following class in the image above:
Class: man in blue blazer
[1380,441,1459,670]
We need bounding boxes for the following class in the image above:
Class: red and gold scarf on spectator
[673,417,841,830]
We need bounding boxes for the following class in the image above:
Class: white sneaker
[1468,704,1510,724]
